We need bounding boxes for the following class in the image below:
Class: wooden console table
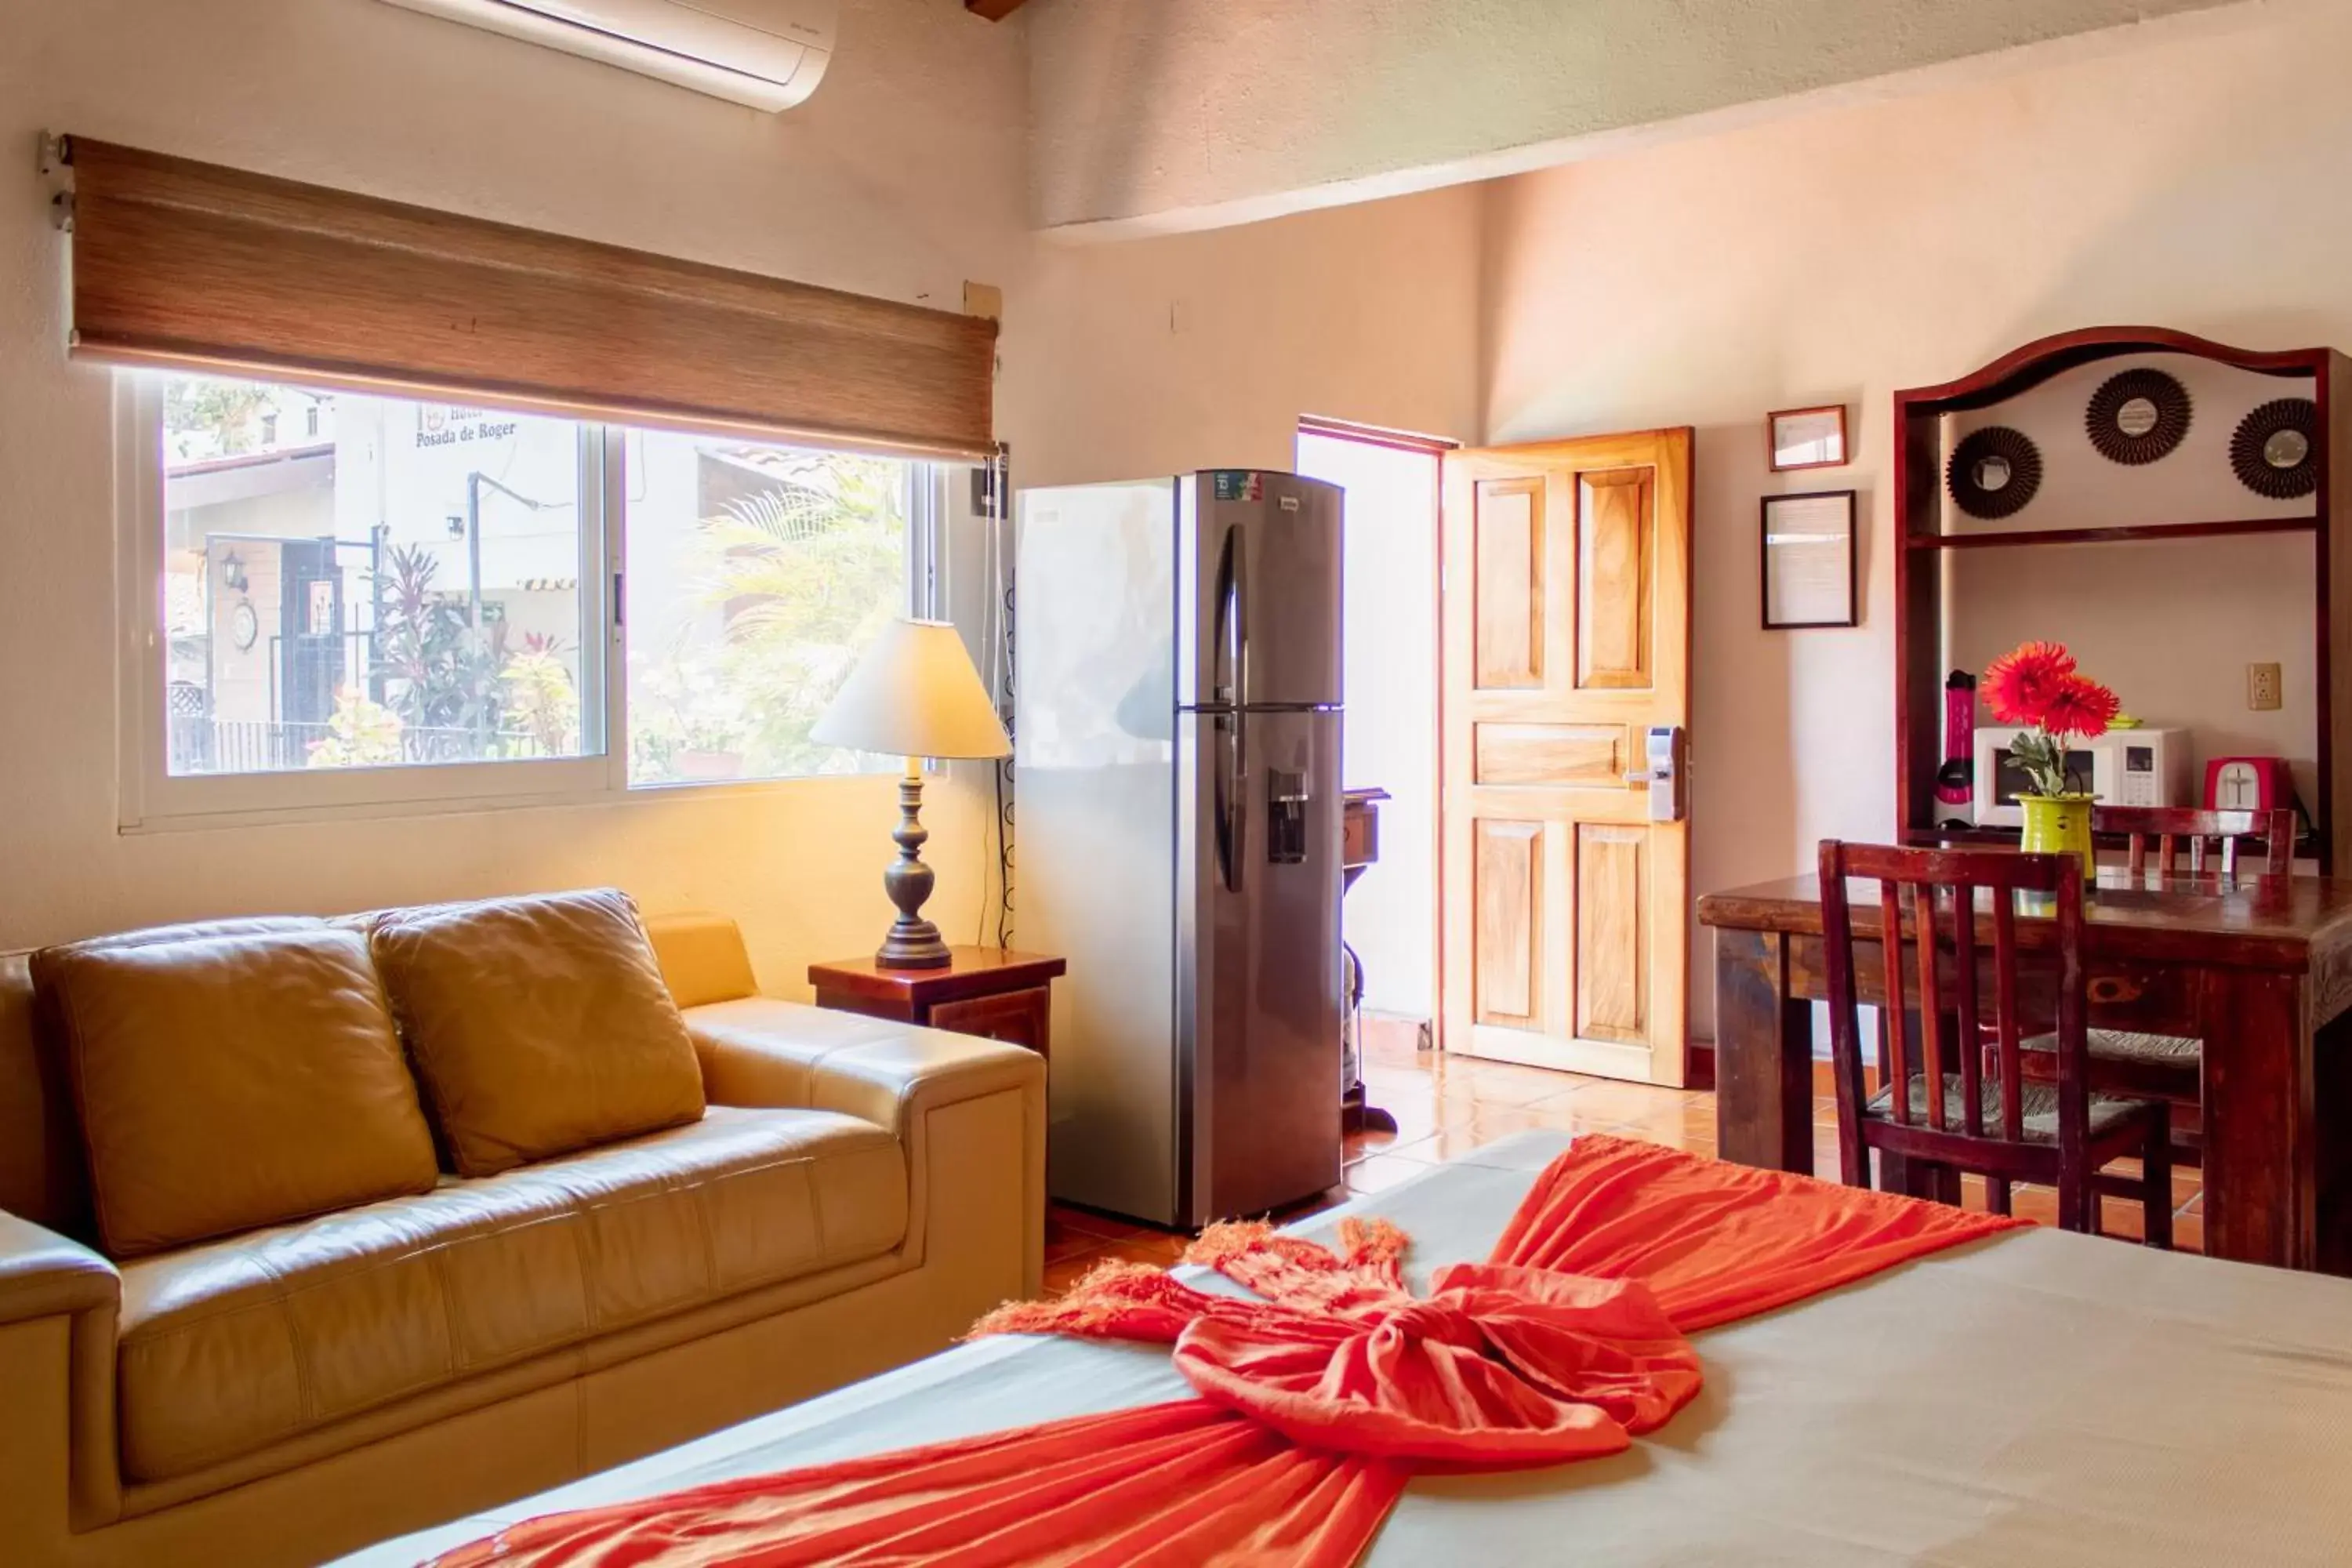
[808,947,1066,1058]
[1698,870,2352,1273]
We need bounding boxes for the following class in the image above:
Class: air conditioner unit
[376,0,837,112]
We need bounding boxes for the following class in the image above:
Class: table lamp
[811,617,1011,969]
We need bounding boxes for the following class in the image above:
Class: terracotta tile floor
[1043,1019,2205,1294]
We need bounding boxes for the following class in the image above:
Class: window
[126,372,955,824]
[622,430,917,787]
[158,379,597,779]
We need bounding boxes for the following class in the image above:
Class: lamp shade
[812,618,1011,760]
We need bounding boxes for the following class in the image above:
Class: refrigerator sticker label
[1279,495,1300,511]
[1211,470,1263,502]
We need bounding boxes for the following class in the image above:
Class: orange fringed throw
[433,1134,2023,1568]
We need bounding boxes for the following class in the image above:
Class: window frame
[116,374,956,831]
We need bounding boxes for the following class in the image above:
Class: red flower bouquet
[1980,641,2118,798]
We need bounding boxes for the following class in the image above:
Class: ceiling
[1014,0,2285,236]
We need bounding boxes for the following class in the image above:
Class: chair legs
[2141,1112,2174,1251]
[2056,1170,2095,1234]
[2074,1111,2178,1249]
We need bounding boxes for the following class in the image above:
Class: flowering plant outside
[1980,641,2119,797]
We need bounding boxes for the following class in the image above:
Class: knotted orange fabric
[434,1134,2024,1568]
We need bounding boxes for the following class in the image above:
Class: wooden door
[1440,430,1693,1085]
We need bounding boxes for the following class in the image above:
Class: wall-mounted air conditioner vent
[377,0,838,112]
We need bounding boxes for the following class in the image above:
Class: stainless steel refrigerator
[1014,470,1344,1228]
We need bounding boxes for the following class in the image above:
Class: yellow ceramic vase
[2019,793,2096,883]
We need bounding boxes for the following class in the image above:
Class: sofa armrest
[0,1210,123,1540]
[0,1210,116,1329]
[684,997,1044,1292]
[684,996,1042,1133]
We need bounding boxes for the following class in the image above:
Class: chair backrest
[1817,840,2091,1152]
[2089,804,2296,878]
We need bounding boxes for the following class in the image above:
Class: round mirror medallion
[1947,426,2043,519]
[2230,398,2319,499]
[2085,368,2190,465]
[2265,428,2311,469]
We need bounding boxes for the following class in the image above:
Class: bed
[343,1132,2352,1566]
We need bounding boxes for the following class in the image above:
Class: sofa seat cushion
[113,1105,906,1483]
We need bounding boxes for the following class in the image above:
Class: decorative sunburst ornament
[1947,426,2043,520]
[2085,368,2190,465]
[2230,398,2319,500]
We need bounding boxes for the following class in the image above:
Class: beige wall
[1004,187,1484,486]
[1480,3,2352,1035]
[0,0,1026,983]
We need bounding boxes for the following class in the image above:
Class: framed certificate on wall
[1769,405,1849,471]
[1761,490,1857,630]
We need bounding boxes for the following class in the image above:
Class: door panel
[1472,477,1543,690]
[1442,430,1693,1086]
[1473,818,1541,1025]
[1474,723,1626,789]
[279,537,344,727]
[1576,470,1653,691]
[1573,823,1647,1044]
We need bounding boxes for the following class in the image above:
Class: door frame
[1296,415,1455,1033]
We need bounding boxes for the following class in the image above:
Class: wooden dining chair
[2093,804,2297,881]
[1818,840,2172,1245]
[2016,804,2299,1170]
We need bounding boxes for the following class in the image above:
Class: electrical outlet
[2249,662,2283,711]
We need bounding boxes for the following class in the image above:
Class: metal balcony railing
[167,716,549,775]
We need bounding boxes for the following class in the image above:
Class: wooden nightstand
[807,947,1067,1058]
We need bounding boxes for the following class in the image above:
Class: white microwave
[1970,726,2191,826]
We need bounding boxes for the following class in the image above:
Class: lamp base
[876,761,953,971]
[876,922,953,970]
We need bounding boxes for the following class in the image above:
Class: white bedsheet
[345,1133,2352,1566]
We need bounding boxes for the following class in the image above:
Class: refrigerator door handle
[1215,710,1247,893]
[1231,522,1250,707]
[1213,523,1240,708]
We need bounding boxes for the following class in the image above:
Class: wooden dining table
[1698,868,2352,1273]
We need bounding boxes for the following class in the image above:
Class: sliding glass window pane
[624,432,911,786]
[159,375,593,775]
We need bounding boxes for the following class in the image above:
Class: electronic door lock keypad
[1622,726,1689,823]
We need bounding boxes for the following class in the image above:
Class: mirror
[2264,428,2311,470]
[2115,397,2161,438]
[1973,455,2013,492]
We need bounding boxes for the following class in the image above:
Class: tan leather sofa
[0,906,1045,1568]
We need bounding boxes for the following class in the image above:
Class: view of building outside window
[160,376,590,775]
[156,373,915,786]
[622,430,911,786]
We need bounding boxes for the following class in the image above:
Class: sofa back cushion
[641,912,761,1009]
[34,926,441,1259]
[372,888,705,1177]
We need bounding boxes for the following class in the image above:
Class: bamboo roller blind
[61,136,998,459]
